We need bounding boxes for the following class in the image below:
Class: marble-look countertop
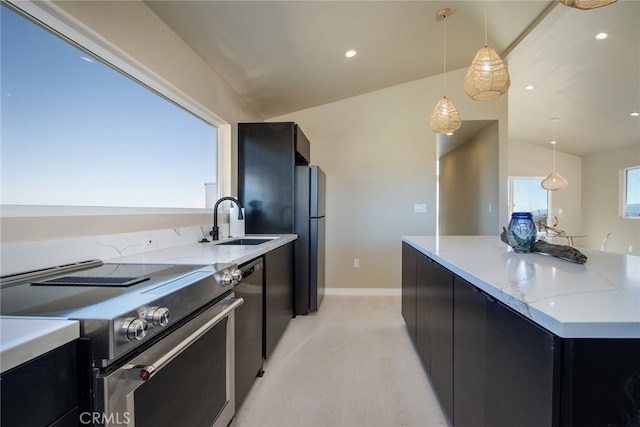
[403,235,640,339]
[107,234,297,266]
[0,317,79,373]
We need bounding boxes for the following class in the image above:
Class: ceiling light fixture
[541,117,569,191]
[430,8,461,135]
[595,32,609,40]
[525,85,535,90]
[559,0,617,10]
[345,50,357,58]
[463,1,510,101]
[630,112,640,117]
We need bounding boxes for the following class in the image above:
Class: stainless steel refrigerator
[238,122,325,315]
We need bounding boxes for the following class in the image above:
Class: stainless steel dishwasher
[234,257,264,410]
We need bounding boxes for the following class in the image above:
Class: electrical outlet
[353,258,360,268]
[144,236,156,248]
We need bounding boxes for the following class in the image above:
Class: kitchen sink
[216,238,275,246]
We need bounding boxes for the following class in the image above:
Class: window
[1,2,219,211]
[508,177,549,226]
[623,166,640,218]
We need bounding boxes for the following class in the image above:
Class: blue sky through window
[1,4,217,209]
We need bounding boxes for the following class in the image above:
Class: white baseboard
[324,288,401,296]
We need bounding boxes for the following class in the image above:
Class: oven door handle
[130,297,243,381]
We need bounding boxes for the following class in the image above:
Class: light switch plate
[414,204,427,213]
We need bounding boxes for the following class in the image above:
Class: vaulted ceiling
[145,0,639,158]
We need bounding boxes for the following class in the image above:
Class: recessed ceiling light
[631,112,640,117]
[525,85,535,90]
[345,50,357,58]
[595,32,608,40]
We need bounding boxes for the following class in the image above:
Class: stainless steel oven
[94,295,242,427]
[1,260,245,427]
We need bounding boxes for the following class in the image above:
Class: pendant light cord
[552,120,557,172]
[484,1,488,47]
[443,13,447,96]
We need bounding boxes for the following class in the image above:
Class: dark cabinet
[264,241,294,359]
[561,339,640,427]
[401,242,417,343]
[1,340,79,427]
[238,122,310,235]
[402,247,453,421]
[235,257,265,409]
[415,252,431,373]
[427,258,454,421]
[485,295,560,427]
[453,275,486,427]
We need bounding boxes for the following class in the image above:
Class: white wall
[273,68,508,290]
[582,145,640,255]
[440,122,499,235]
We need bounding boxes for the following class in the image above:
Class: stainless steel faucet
[211,197,244,240]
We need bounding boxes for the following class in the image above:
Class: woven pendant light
[541,118,568,191]
[430,8,461,135]
[430,97,462,134]
[464,2,510,101]
[559,0,617,10]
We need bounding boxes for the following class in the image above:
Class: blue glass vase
[506,212,537,253]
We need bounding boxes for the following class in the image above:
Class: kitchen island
[401,235,639,427]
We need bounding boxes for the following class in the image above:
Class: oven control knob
[147,307,170,327]
[231,269,243,282]
[220,272,234,287]
[122,318,147,341]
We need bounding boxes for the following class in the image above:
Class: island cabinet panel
[415,252,432,373]
[402,246,454,421]
[427,257,454,421]
[561,339,640,427]
[453,275,487,427]
[485,295,561,427]
[401,242,417,344]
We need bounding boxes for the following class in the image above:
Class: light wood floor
[230,295,450,427]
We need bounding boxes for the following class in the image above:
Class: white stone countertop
[0,317,79,374]
[403,235,640,339]
[106,234,297,266]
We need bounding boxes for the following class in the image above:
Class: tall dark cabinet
[238,122,309,235]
